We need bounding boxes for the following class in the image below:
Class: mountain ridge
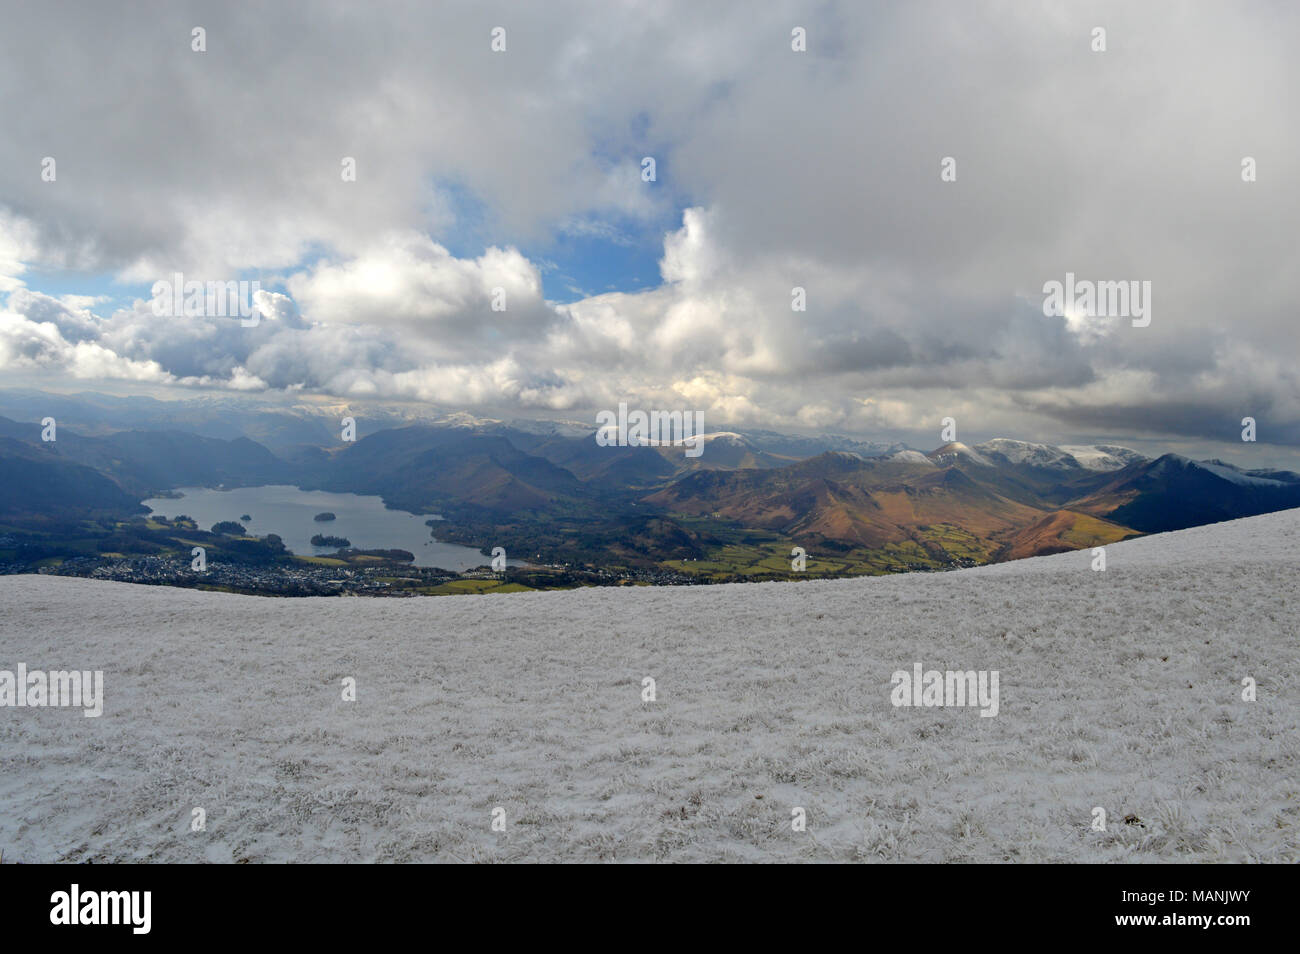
[2,409,1297,575]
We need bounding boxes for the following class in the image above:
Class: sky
[1,1,1298,465]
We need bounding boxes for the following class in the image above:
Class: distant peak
[927,442,993,466]
[885,449,933,465]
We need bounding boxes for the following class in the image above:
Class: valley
[3,397,1300,594]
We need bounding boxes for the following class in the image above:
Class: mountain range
[2,393,1299,576]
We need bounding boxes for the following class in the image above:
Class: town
[7,551,702,597]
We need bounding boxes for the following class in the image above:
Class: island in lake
[311,533,350,547]
[314,512,336,522]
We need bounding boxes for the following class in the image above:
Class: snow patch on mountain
[436,410,500,429]
[975,439,1076,468]
[974,439,1146,472]
[927,441,993,467]
[1058,444,1146,471]
[6,509,1294,862]
[738,430,907,460]
[694,431,747,444]
[884,449,934,466]
[504,418,597,438]
[1193,459,1290,487]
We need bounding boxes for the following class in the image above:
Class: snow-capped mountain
[927,441,994,467]
[1056,444,1147,471]
[883,449,934,466]
[1068,452,1300,533]
[1186,458,1292,487]
[501,417,598,439]
[736,429,910,459]
[976,438,1146,472]
[974,438,1078,468]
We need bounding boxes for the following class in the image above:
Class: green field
[662,517,997,580]
[419,579,535,595]
[293,555,348,567]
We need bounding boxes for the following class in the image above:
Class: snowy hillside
[976,439,1146,472]
[1058,444,1147,472]
[927,441,994,467]
[976,438,1080,468]
[2,510,1297,863]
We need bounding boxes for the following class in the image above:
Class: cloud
[0,295,172,383]
[0,0,1296,451]
[0,211,39,293]
[285,232,554,362]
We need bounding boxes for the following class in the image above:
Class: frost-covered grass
[1,510,1297,862]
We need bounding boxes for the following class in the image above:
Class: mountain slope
[646,451,1050,556]
[1069,454,1300,532]
[927,441,994,467]
[511,432,679,487]
[303,425,587,513]
[0,416,292,495]
[995,509,1138,561]
[2,507,1295,862]
[0,437,144,518]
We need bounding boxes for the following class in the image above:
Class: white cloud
[0,305,172,383]
[0,1,1297,446]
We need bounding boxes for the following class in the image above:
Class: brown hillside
[997,510,1139,561]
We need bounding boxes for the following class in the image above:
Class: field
[664,518,995,579]
[1,509,1296,862]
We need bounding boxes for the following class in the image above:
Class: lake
[141,485,495,570]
